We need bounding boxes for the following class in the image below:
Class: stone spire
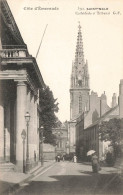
[75,22,84,65]
[70,23,90,89]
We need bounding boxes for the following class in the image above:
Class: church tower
[70,23,90,120]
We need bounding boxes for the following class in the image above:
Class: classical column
[16,81,27,172]
[27,87,31,113]
[4,102,10,162]
[30,92,34,158]
[34,95,38,162]
[37,109,40,160]
[0,92,4,162]
[26,89,38,167]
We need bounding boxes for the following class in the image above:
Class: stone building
[70,24,90,120]
[52,122,69,157]
[69,23,110,153]
[69,23,122,158]
[76,79,123,161]
[69,23,90,153]
[0,0,45,172]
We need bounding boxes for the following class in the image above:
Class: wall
[43,143,55,160]
[70,90,89,120]
[69,122,76,153]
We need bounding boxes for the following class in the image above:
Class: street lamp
[40,126,44,166]
[25,112,30,172]
[21,129,26,173]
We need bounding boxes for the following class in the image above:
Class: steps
[0,162,15,172]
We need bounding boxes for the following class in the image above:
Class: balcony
[0,45,30,58]
[0,49,29,58]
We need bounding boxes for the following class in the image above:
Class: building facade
[69,23,122,158]
[69,23,110,153]
[76,80,123,161]
[70,24,90,120]
[69,23,90,153]
[0,0,45,172]
[52,122,69,156]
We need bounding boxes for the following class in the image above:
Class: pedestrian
[57,155,60,162]
[73,155,77,163]
[91,152,99,173]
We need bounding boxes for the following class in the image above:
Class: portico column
[0,92,4,162]
[16,81,27,172]
[34,95,38,161]
[29,92,34,161]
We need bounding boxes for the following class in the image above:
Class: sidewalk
[79,161,123,179]
[0,160,55,195]
[114,157,123,180]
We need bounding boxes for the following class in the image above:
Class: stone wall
[43,143,55,160]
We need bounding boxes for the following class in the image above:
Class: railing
[0,48,29,58]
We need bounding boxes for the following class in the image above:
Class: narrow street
[13,161,122,195]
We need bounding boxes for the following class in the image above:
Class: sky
[7,0,123,122]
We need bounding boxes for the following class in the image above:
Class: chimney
[112,93,117,108]
[119,79,123,118]
[100,92,107,116]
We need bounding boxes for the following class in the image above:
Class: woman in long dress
[91,153,99,173]
[73,155,77,163]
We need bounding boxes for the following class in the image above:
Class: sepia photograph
[0,0,123,194]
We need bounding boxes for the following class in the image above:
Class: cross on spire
[78,21,81,30]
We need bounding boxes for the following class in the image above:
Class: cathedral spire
[70,23,90,90]
[75,23,84,65]
[69,23,90,146]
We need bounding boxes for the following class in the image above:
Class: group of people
[55,154,77,163]
[55,151,100,173]
[55,155,65,162]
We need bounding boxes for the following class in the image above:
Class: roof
[85,105,119,129]
[1,0,26,46]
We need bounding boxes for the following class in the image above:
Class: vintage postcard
[0,0,123,194]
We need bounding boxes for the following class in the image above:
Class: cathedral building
[69,23,123,160]
[69,23,90,153]
[68,23,118,155]
[70,24,90,120]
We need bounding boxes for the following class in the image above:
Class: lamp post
[40,126,44,166]
[21,129,26,173]
[25,112,30,172]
